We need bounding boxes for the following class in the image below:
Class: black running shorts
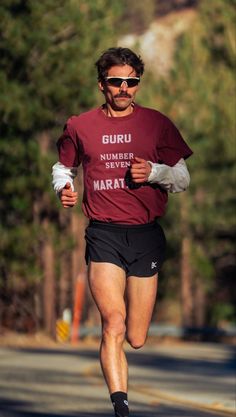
[85,220,166,277]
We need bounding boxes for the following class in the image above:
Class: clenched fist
[59,182,78,208]
[130,157,152,183]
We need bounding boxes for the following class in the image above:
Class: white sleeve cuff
[52,162,78,193]
[148,158,190,193]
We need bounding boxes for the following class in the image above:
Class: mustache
[114,93,132,98]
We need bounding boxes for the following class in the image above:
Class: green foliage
[211,302,235,326]
[1,0,235,329]
[170,0,236,234]
[191,243,215,291]
[0,0,123,287]
[139,0,236,324]
[0,0,123,130]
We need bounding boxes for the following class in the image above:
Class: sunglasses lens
[107,78,123,87]
[126,79,139,87]
[105,78,140,87]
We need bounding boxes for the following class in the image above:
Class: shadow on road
[11,344,236,376]
[1,347,235,394]
[0,397,219,417]
[1,344,235,417]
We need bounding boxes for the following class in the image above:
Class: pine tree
[0,0,123,334]
[139,0,236,328]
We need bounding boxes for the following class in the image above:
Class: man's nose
[120,80,128,91]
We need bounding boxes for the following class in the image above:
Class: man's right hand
[59,182,78,208]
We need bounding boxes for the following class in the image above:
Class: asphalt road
[0,341,235,417]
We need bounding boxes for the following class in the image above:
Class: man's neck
[103,103,134,118]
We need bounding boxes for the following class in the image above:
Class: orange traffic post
[71,272,86,345]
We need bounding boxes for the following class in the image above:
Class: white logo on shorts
[151,261,157,269]
[124,400,129,406]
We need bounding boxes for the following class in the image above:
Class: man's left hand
[130,157,152,183]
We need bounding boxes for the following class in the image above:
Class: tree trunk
[41,219,56,338]
[59,251,71,318]
[71,212,83,288]
[58,211,71,318]
[70,211,88,335]
[70,165,87,287]
[194,278,206,327]
[37,130,56,338]
[180,193,194,327]
[181,236,194,326]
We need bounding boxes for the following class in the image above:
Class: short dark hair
[95,47,145,81]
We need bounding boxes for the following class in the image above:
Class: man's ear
[98,81,104,92]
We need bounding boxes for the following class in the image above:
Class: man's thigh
[125,274,158,343]
[88,261,127,320]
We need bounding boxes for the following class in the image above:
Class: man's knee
[126,333,146,350]
[102,312,126,341]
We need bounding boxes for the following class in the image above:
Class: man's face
[99,64,140,112]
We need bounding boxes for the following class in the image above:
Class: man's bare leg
[88,261,128,393]
[125,274,158,348]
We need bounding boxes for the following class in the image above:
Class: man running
[52,47,193,417]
